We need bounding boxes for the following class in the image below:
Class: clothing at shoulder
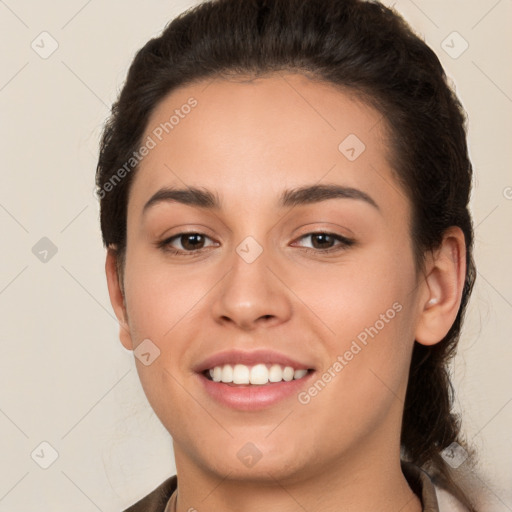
[401,461,470,512]
[122,462,465,512]
[401,460,440,511]
[123,475,177,512]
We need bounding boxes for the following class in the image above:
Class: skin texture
[105,73,466,512]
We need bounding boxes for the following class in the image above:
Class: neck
[172,440,422,512]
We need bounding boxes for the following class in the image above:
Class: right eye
[157,232,218,255]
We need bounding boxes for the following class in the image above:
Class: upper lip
[193,349,315,373]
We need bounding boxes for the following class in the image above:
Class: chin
[195,442,314,484]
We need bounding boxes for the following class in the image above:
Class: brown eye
[309,233,337,249]
[157,232,217,254]
[294,232,354,252]
[178,233,207,251]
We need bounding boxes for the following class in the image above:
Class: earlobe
[105,247,134,351]
[414,226,466,346]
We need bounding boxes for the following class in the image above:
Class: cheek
[292,244,416,340]
[121,254,203,430]
[294,247,417,415]
[121,251,217,409]
[123,252,214,343]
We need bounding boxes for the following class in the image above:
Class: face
[115,74,424,483]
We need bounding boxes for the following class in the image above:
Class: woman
[96,0,480,510]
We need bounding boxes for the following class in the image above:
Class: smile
[204,363,310,385]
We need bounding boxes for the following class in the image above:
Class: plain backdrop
[0,0,511,510]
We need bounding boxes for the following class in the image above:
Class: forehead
[128,73,407,221]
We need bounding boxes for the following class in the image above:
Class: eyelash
[156,231,355,257]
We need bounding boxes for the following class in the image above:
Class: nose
[210,244,293,331]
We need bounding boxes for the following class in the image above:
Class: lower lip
[197,371,315,411]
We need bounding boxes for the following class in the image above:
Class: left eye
[160,233,216,252]
[293,232,354,251]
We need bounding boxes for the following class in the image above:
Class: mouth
[193,349,317,410]
[196,363,316,411]
[201,363,314,386]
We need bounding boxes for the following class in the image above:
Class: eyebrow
[142,183,380,215]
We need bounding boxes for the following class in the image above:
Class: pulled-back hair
[96,0,477,507]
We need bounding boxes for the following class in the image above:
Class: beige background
[0,0,510,510]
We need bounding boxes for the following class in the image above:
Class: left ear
[414,226,466,346]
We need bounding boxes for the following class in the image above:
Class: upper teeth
[208,363,308,385]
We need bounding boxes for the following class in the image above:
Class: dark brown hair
[96,0,478,507]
